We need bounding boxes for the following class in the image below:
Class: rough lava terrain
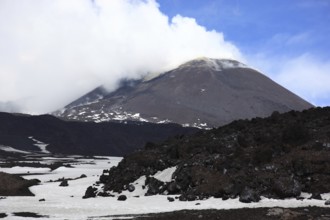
[88,107,330,205]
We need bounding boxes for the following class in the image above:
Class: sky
[0,0,329,113]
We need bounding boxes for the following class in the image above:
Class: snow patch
[112,175,148,198]
[180,57,249,72]
[153,166,176,183]
[0,166,51,174]
[0,145,30,154]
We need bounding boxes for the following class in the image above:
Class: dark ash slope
[0,112,197,156]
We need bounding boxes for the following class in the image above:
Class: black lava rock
[117,195,127,201]
[167,181,180,194]
[127,184,135,192]
[273,178,301,199]
[145,177,165,196]
[309,193,323,200]
[239,187,261,203]
[83,186,97,199]
[59,180,69,187]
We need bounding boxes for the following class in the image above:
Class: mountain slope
[55,58,313,127]
[0,112,197,156]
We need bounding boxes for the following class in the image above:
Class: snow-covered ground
[0,156,329,220]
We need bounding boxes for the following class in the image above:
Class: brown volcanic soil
[125,207,330,220]
[0,172,39,196]
[89,107,330,202]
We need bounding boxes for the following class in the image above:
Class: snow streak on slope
[28,137,50,154]
[0,145,30,154]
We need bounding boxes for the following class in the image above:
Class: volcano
[55,58,313,128]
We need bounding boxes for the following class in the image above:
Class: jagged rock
[273,178,301,199]
[80,174,87,178]
[239,187,261,203]
[309,193,323,200]
[145,177,165,196]
[178,195,187,201]
[167,181,180,194]
[186,194,197,201]
[117,195,127,201]
[83,186,97,199]
[59,180,69,187]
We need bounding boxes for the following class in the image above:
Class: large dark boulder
[83,186,97,199]
[273,178,302,199]
[167,181,181,194]
[59,180,69,187]
[117,195,127,201]
[145,177,165,196]
[239,187,261,203]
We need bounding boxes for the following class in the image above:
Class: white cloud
[275,54,330,106]
[0,0,242,114]
[248,53,330,106]
[270,32,311,46]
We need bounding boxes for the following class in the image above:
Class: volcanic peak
[177,57,249,72]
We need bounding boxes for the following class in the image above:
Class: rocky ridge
[0,112,197,156]
[87,107,330,203]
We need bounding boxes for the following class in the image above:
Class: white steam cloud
[248,53,330,107]
[275,54,330,106]
[0,0,242,114]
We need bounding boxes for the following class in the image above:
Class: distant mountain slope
[55,58,313,128]
[0,112,197,156]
